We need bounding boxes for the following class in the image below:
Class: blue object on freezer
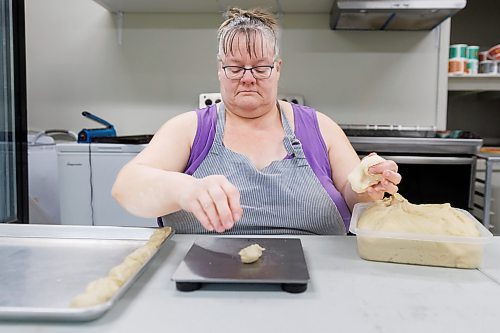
[77,111,117,143]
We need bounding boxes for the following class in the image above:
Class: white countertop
[2,235,500,333]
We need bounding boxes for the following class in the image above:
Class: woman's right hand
[177,175,243,233]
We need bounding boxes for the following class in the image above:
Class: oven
[343,125,483,211]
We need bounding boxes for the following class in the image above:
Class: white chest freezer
[28,130,77,225]
[56,143,155,227]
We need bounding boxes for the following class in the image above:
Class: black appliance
[342,124,483,211]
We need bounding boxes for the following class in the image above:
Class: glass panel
[0,0,17,223]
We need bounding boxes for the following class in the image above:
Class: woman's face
[218,32,281,117]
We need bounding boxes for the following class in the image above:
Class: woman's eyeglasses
[221,64,275,80]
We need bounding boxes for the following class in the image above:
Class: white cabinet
[57,148,91,225]
[57,143,156,227]
[92,0,334,13]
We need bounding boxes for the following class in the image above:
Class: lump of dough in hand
[239,244,266,264]
[348,155,385,193]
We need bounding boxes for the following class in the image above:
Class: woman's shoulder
[291,104,337,129]
[314,111,349,151]
[291,104,340,133]
[163,109,197,127]
[290,103,316,121]
[291,104,345,149]
[160,105,216,139]
[195,104,217,128]
[151,107,211,152]
[315,111,342,131]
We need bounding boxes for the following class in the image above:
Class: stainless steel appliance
[330,0,466,30]
[343,124,482,213]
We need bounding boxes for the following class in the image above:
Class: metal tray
[0,224,173,322]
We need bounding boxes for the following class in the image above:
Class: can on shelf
[466,46,479,60]
[449,44,467,59]
[487,44,500,60]
[449,58,466,74]
[479,60,497,74]
[465,59,478,74]
[479,51,489,62]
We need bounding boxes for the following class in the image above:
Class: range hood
[330,0,466,30]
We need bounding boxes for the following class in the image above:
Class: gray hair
[217,8,280,61]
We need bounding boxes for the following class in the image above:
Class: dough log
[70,227,172,308]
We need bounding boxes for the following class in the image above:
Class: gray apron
[161,103,346,235]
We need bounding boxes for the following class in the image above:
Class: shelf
[448,74,500,91]
[92,0,334,14]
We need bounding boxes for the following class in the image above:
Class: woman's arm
[315,112,401,210]
[111,111,242,233]
[111,111,197,218]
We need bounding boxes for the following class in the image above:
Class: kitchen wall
[450,0,498,47]
[25,0,449,135]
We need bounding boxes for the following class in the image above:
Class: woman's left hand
[365,156,402,200]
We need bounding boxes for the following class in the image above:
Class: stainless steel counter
[2,234,500,332]
[348,136,483,155]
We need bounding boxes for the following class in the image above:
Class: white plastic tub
[349,202,494,269]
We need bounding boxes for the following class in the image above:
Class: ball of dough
[348,155,385,193]
[238,244,266,264]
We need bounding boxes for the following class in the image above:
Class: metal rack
[474,153,500,229]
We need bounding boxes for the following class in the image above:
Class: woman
[112,8,401,235]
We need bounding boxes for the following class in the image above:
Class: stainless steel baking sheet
[0,224,173,322]
[172,237,309,284]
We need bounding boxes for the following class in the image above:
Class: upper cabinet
[330,0,465,31]
[93,0,467,32]
[92,0,334,13]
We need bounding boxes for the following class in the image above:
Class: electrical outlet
[278,94,304,105]
[199,93,221,108]
[199,93,305,108]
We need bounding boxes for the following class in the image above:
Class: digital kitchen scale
[172,238,310,293]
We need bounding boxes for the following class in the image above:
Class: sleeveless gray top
[161,103,346,235]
